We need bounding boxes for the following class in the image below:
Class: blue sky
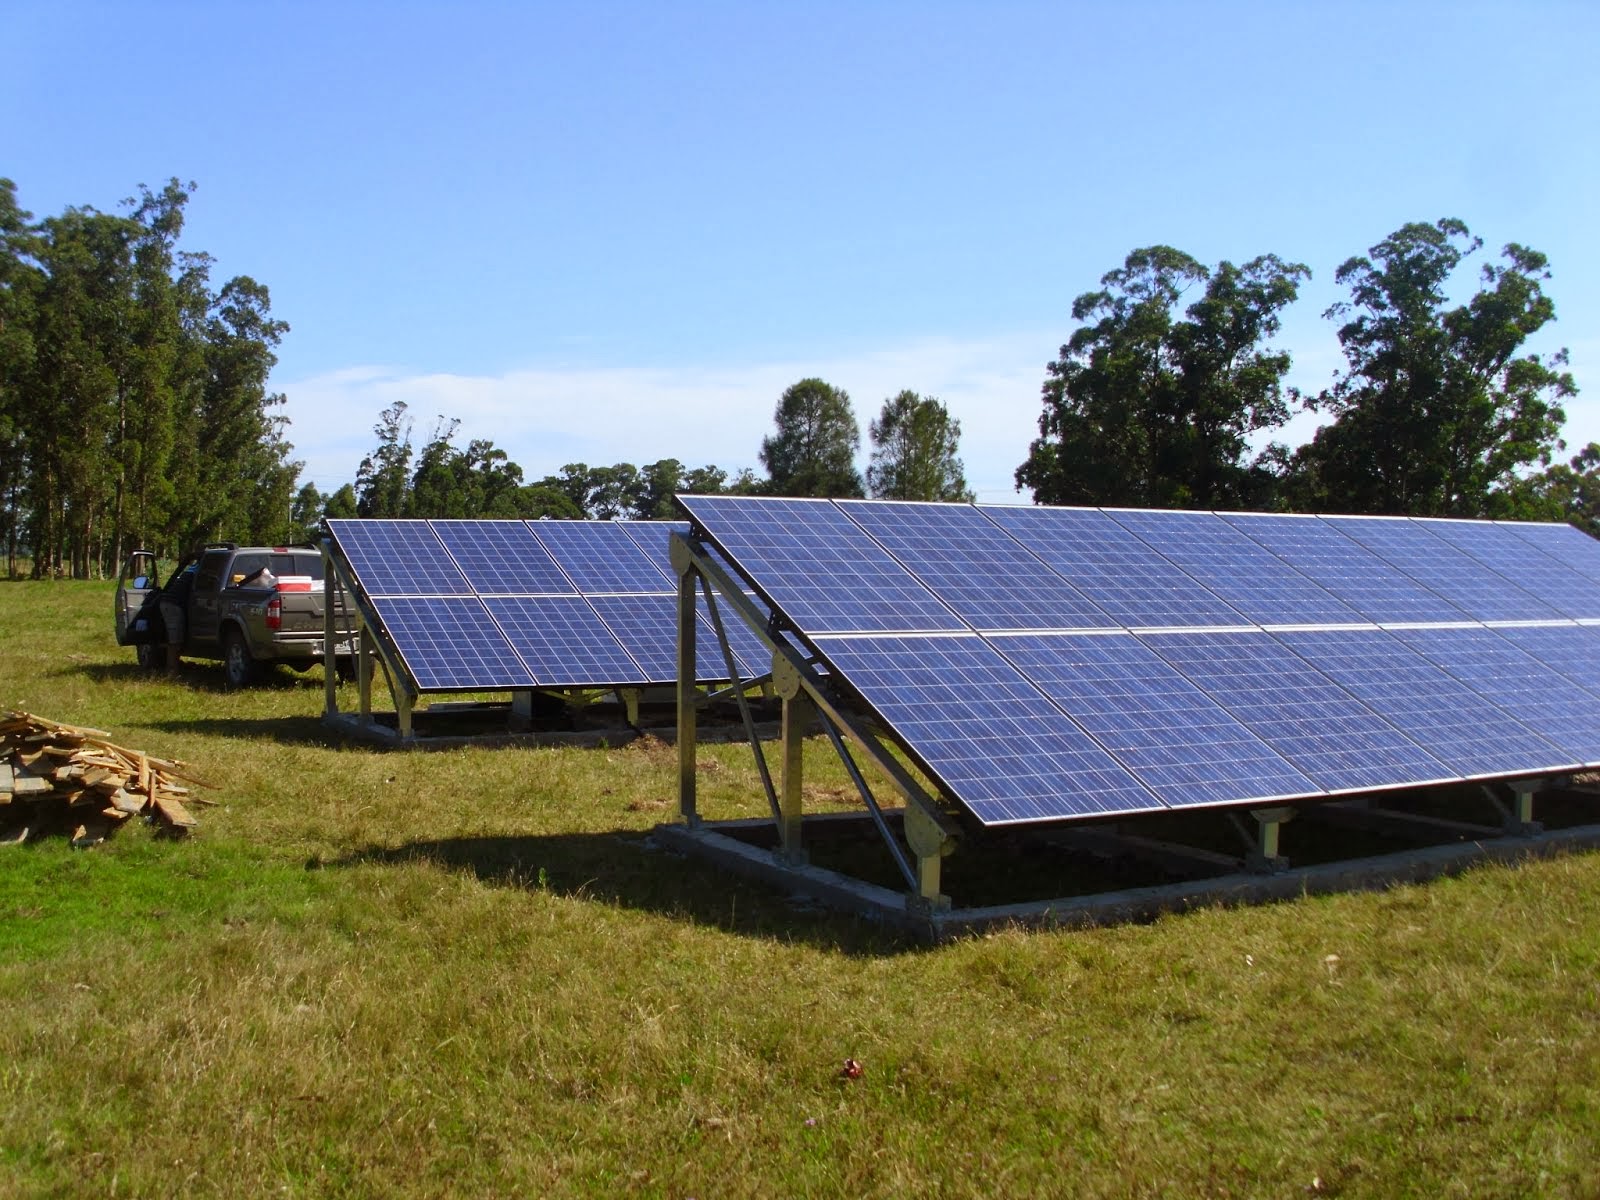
[9,1,1598,502]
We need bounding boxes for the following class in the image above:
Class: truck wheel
[223,631,260,688]
[135,642,162,671]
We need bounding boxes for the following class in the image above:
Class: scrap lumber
[0,710,213,844]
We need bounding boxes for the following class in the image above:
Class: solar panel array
[325,518,772,692]
[677,496,1600,826]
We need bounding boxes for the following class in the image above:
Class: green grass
[2,580,1598,1197]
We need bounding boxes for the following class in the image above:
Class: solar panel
[326,519,472,597]
[1502,521,1600,584]
[1107,508,1364,627]
[979,505,1249,628]
[837,500,1117,631]
[527,521,674,594]
[676,495,966,635]
[1483,623,1600,692]
[368,596,534,690]
[429,519,575,595]
[1407,518,1600,621]
[811,633,1164,824]
[1135,629,1455,793]
[990,632,1319,807]
[1387,624,1600,765]
[1220,512,1471,624]
[327,517,768,695]
[670,498,1600,829]
[1269,627,1577,778]
[615,520,689,581]
[583,593,763,683]
[480,596,647,686]
[1327,516,1563,622]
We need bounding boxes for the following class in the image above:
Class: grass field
[2,581,1598,1198]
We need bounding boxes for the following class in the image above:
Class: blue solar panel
[1136,630,1455,793]
[584,593,766,683]
[979,505,1249,628]
[527,521,674,594]
[369,596,535,690]
[1484,623,1600,693]
[481,596,647,686]
[1221,513,1471,624]
[676,496,966,635]
[990,632,1320,807]
[327,519,472,597]
[429,519,574,595]
[813,634,1164,824]
[1387,625,1600,766]
[837,500,1117,631]
[1407,518,1600,621]
[616,520,689,580]
[1327,517,1562,622]
[1107,509,1363,627]
[1269,627,1576,778]
[1502,521,1600,584]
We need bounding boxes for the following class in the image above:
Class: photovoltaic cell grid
[676,496,966,634]
[677,496,1600,827]
[979,504,1249,628]
[1107,508,1364,627]
[836,500,1116,631]
[990,633,1317,807]
[327,520,472,597]
[1407,518,1600,621]
[326,518,770,692]
[1327,516,1564,622]
[812,634,1163,824]
[1218,513,1471,625]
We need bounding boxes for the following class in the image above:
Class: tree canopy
[0,177,298,576]
[867,390,973,501]
[1016,246,1308,510]
[1289,219,1575,517]
[759,378,865,498]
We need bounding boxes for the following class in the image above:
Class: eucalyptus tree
[866,390,973,501]
[1291,219,1575,516]
[1016,246,1308,509]
[355,400,414,517]
[0,179,41,575]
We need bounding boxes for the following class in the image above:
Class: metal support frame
[670,531,957,910]
[320,536,418,739]
[1228,806,1294,874]
[1483,780,1544,836]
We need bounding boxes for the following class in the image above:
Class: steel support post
[673,542,699,827]
[1248,807,1294,873]
[778,689,814,865]
[618,687,642,729]
[902,800,953,911]
[321,541,339,718]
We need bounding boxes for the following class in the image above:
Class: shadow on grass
[326,830,926,957]
[76,660,332,693]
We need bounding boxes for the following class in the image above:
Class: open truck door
[115,550,162,661]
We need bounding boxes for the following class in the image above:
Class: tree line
[1016,222,1586,526]
[291,379,973,536]
[0,178,298,577]
[2,175,1593,578]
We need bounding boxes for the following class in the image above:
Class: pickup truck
[114,543,356,687]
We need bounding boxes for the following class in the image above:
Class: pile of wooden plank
[0,710,212,847]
